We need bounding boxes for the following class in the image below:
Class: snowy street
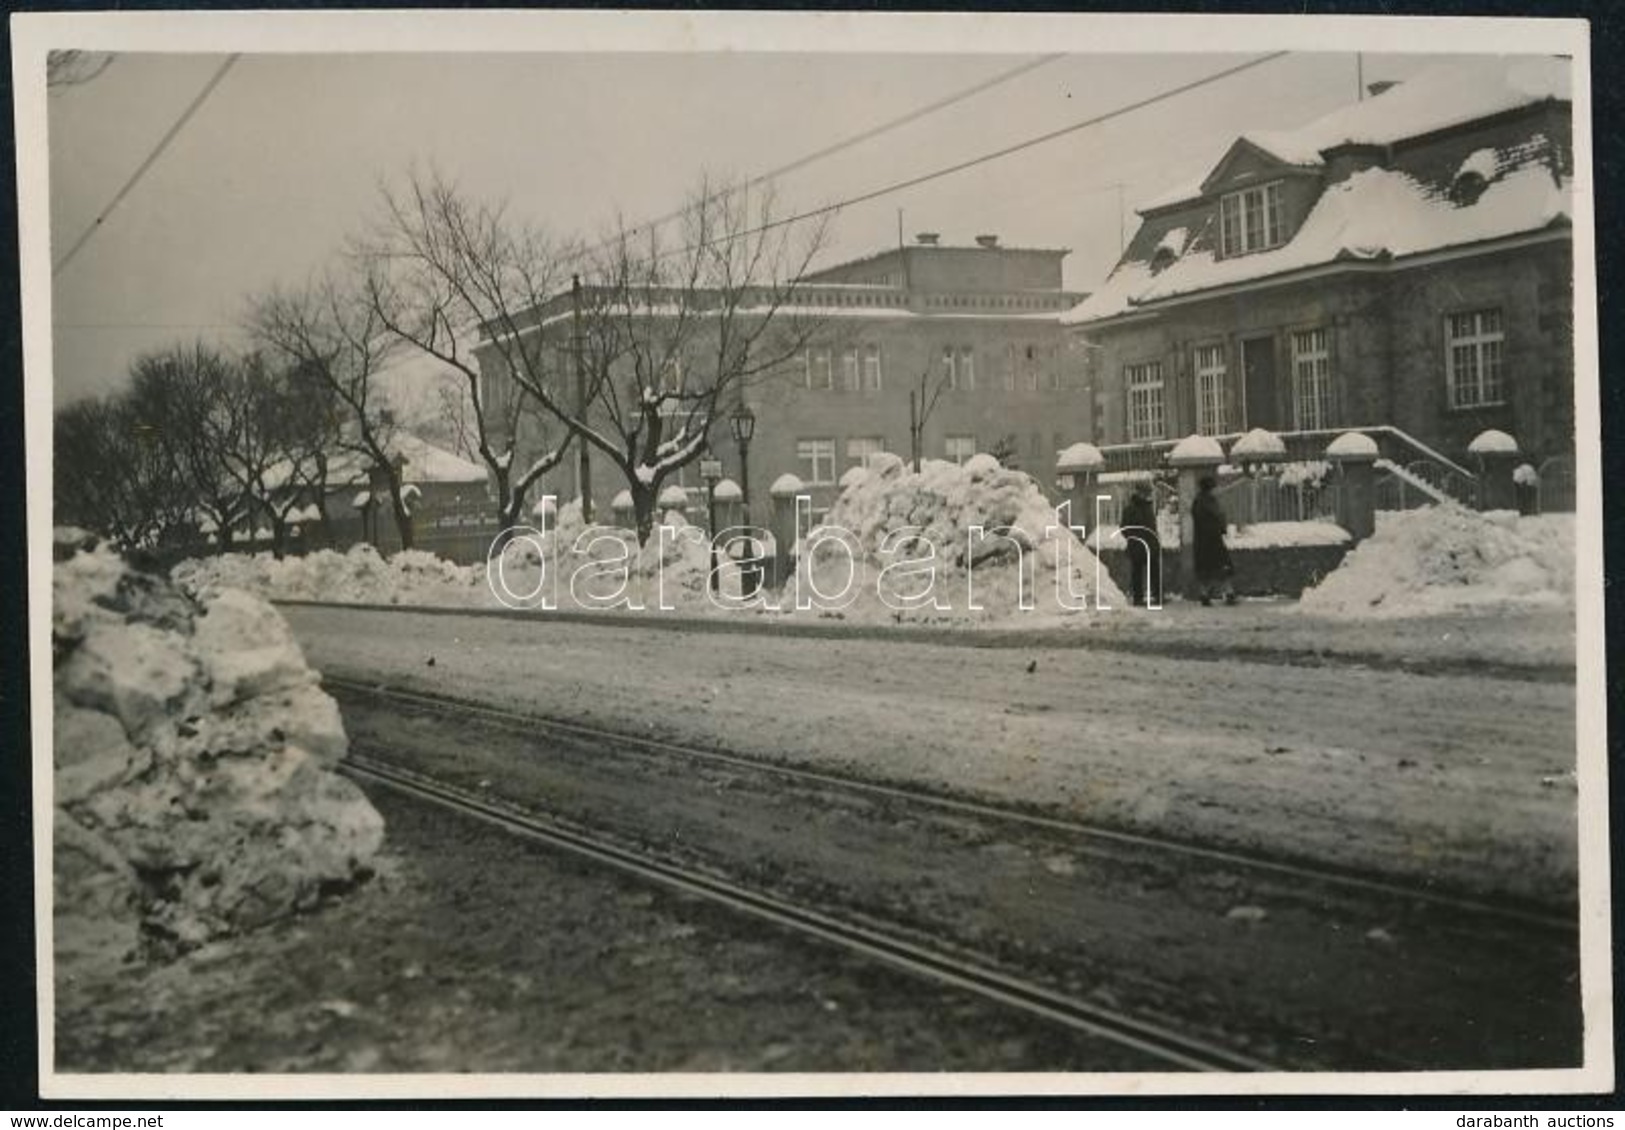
[282,603,1578,904]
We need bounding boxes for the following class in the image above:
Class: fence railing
[1538,455,1576,513]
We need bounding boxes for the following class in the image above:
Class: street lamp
[730,403,756,523]
[699,455,724,594]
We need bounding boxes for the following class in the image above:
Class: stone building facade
[1065,56,1575,474]
[478,235,1091,523]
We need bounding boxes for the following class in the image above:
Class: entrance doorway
[1240,335,1277,431]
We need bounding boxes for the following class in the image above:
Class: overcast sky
[47,47,1468,406]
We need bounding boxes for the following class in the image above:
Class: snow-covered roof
[1468,428,1520,455]
[1066,162,1569,325]
[1138,57,1569,213]
[325,431,489,486]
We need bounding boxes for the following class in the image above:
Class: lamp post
[699,455,724,594]
[730,403,756,524]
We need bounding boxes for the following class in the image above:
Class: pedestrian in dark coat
[1120,483,1162,607]
[1191,475,1237,606]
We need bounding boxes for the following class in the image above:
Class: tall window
[1023,345,1041,392]
[864,345,884,392]
[1290,328,1334,431]
[945,435,977,465]
[1446,308,1506,408]
[847,436,885,467]
[1126,361,1166,442]
[797,438,836,485]
[942,347,958,391]
[1193,344,1230,436]
[956,348,974,392]
[805,348,832,391]
[842,348,860,392]
[1219,181,1285,257]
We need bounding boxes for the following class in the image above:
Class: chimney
[975,234,1000,249]
[915,232,940,246]
[1366,80,1399,98]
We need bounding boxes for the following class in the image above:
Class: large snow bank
[52,529,383,969]
[791,456,1124,623]
[1298,506,1573,618]
[175,544,485,607]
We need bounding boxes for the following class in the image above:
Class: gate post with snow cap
[712,477,744,533]
[1325,431,1379,542]
[657,483,691,524]
[610,490,635,530]
[1054,442,1105,527]
[768,473,804,591]
[1168,435,1224,600]
[1468,430,1520,512]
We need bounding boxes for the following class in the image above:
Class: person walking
[1120,482,1162,607]
[1191,474,1238,607]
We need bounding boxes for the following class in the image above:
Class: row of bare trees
[57,169,834,553]
[55,343,348,556]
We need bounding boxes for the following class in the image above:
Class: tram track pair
[342,750,1275,1073]
[324,674,1575,936]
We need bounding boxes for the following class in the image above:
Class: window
[842,349,860,391]
[1126,361,1166,442]
[1024,345,1040,392]
[864,345,883,391]
[945,435,977,465]
[956,348,974,391]
[797,438,836,485]
[942,347,958,391]
[1290,328,1334,430]
[805,348,832,391]
[1219,181,1285,257]
[847,436,886,467]
[1446,308,1506,408]
[1193,344,1230,436]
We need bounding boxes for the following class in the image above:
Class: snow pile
[1298,506,1574,618]
[486,501,731,611]
[792,456,1124,623]
[52,530,384,969]
[174,544,484,607]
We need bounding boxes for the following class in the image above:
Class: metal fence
[1537,455,1576,512]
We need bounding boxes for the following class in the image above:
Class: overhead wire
[54,53,242,277]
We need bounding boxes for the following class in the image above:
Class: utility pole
[571,273,593,522]
[1357,53,1365,101]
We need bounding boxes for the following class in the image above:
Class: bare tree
[353,169,572,535]
[128,343,252,554]
[217,352,332,557]
[54,393,191,551]
[907,363,951,472]
[488,176,832,544]
[247,278,418,550]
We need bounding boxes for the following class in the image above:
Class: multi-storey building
[1064,55,1575,496]
[478,233,1089,522]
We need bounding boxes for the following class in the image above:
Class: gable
[1199,138,1310,198]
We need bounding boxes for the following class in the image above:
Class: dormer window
[1450,149,1498,207]
[1219,181,1285,257]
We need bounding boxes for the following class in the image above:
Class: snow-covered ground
[1298,508,1574,619]
[282,604,1578,903]
[53,530,383,969]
